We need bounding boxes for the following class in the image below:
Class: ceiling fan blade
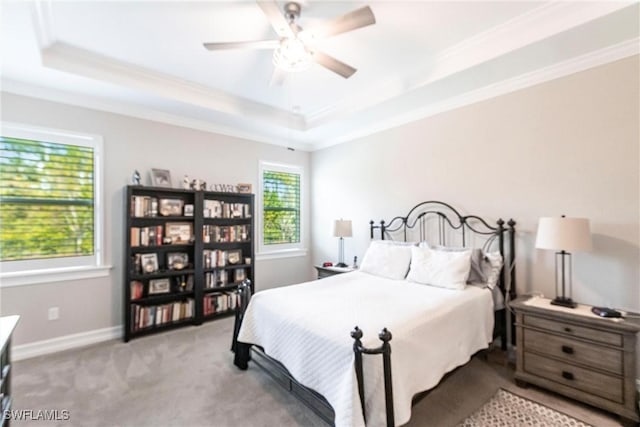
[312,6,375,38]
[313,51,356,78]
[269,67,286,87]
[257,1,296,38]
[203,40,279,51]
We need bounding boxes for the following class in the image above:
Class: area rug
[458,389,593,427]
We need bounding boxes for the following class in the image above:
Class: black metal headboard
[369,200,516,348]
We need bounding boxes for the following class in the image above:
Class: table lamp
[333,219,352,268]
[535,216,592,308]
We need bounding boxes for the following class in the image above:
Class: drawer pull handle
[564,327,573,333]
[561,345,574,354]
[562,371,574,380]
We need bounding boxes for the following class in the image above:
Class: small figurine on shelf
[190,179,207,191]
[182,175,190,190]
[132,170,141,186]
[353,256,358,269]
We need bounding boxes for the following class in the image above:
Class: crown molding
[41,42,307,132]
[5,38,636,153]
[304,2,636,129]
[1,79,315,151]
[30,0,55,48]
[313,39,639,150]
[10,1,638,152]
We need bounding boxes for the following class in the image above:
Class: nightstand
[314,265,355,279]
[511,296,640,426]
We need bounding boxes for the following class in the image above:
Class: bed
[232,201,516,427]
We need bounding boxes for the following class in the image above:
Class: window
[0,122,107,286]
[258,161,305,258]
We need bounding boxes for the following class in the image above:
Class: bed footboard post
[351,327,395,427]
[508,219,517,345]
[497,219,507,351]
[379,328,394,427]
[232,279,253,369]
[351,327,367,424]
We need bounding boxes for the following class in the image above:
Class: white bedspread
[237,271,494,427]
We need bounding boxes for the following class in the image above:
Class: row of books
[203,249,244,268]
[131,196,158,218]
[203,200,251,219]
[203,292,238,316]
[131,299,194,331]
[202,225,250,243]
[204,268,246,288]
[131,225,164,247]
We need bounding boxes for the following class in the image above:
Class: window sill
[0,265,113,288]
[256,249,308,261]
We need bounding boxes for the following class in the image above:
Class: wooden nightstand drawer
[524,329,622,374]
[525,314,622,347]
[513,297,640,424]
[523,352,623,403]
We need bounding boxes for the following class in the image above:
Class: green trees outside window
[0,137,95,261]
[263,170,300,245]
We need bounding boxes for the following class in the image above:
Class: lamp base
[335,262,348,268]
[550,296,577,308]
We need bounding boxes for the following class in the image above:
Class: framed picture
[167,252,189,270]
[183,204,194,217]
[151,169,172,188]
[165,222,193,244]
[237,183,252,194]
[234,268,246,282]
[159,198,184,216]
[227,249,242,265]
[148,278,171,295]
[140,253,159,273]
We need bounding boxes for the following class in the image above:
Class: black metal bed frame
[232,201,516,427]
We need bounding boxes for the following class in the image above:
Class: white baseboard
[13,325,123,361]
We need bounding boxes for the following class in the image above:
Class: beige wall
[2,55,638,348]
[311,55,639,312]
[0,93,312,345]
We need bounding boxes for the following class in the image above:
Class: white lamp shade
[333,219,353,238]
[535,217,592,251]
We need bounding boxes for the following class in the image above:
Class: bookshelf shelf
[123,185,254,341]
[203,310,236,321]
[131,291,195,305]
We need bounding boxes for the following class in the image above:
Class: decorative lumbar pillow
[479,251,503,289]
[359,241,413,280]
[407,246,472,290]
[422,243,487,284]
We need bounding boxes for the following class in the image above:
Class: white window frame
[257,160,307,260]
[0,122,110,287]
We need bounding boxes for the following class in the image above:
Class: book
[130,280,144,300]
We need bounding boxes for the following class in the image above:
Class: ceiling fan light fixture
[273,37,312,72]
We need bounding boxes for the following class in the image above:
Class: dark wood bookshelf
[123,185,254,341]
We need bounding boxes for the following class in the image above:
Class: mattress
[237,271,494,427]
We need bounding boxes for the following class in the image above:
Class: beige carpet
[13,317,624,426]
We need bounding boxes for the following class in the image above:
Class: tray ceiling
[1,1,638,150]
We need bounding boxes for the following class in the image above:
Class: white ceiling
[1,1,638,151]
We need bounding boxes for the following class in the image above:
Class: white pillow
[480,251,503,290]
[359,241,413,280]
[406,246,472,290]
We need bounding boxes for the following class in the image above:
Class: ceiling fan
[203,1,376,81]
